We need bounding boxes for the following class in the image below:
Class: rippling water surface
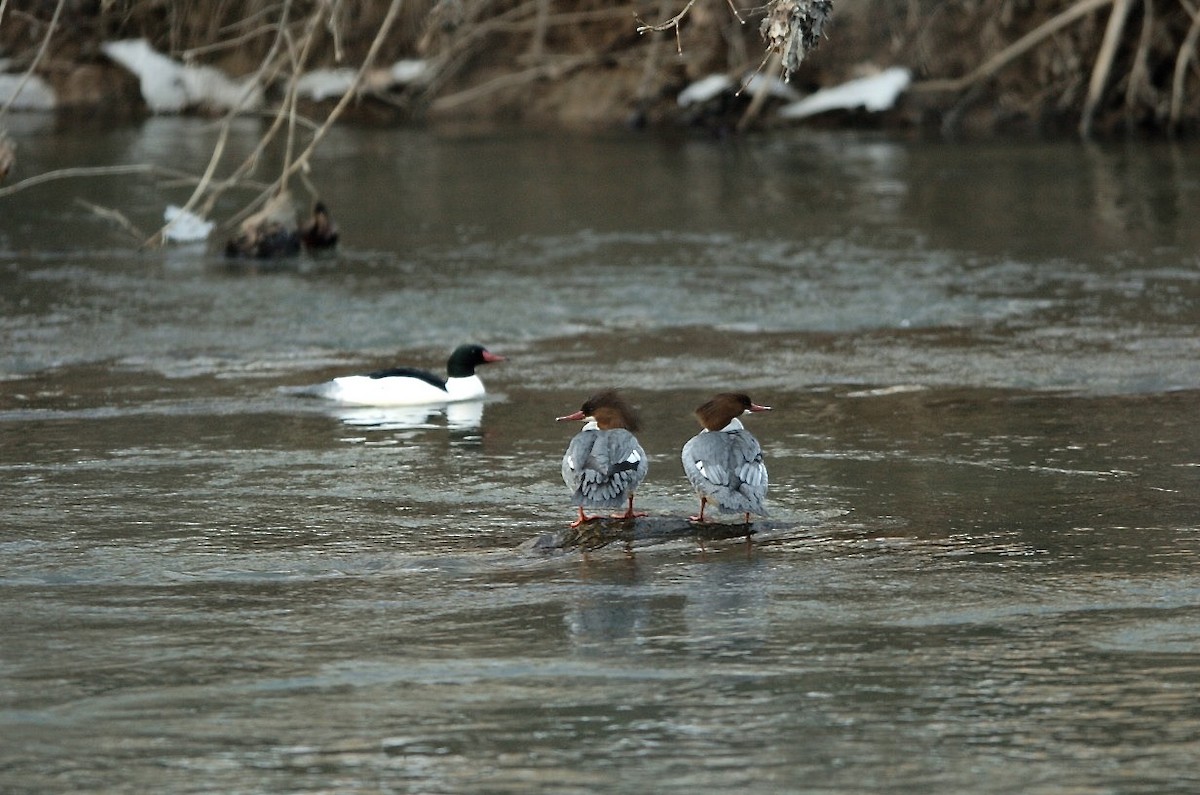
[2,119,1199,793]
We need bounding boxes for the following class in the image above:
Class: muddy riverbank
[3,1,1198,138]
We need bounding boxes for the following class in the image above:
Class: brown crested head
[558,389,641,432]
[693,392,771,431]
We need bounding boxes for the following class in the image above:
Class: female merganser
[225,199,338,258]
[681,392,771,524]
[557,390,649,528]
[311,343,505,406]
[298,201,339,251]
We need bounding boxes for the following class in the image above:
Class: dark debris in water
[522,515,797,555]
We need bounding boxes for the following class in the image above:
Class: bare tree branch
[636,0,699,56]
[0,165,199,200]
[913,0,1115,95]
[1081,0,1133,137]
[1170,0,1200,132]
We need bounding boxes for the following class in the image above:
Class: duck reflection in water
[333,400,485,431]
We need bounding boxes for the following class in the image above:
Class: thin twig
[234,0,405,229]
[912,0,1115,94]
[636,0,699,35]
[431,53,601,111]
[725,0,745,25]
[75,198,147,243]
[0,164,197,200]
[527,0,550,60]
[636,0,675,103]
[325,0,345,62]
[0,133,14,183]
[282,24,303,195]
[636,0,699,56]
[1170,0,1200,131]
[1125,0,1155,120]
[149,0,301,246]
[418,0,535,100]
[216,2,289,39]
[737,51,781,132]
[0,0,64,118]
[492,5,646,30]
[214,5,332,230]
[181,23,282,60]
[1080,0,1133,137]
[200,32,308,214]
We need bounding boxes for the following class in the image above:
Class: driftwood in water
[523,515,797,555]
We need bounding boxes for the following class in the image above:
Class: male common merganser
[681,392,771,524]
[310,343,505,406]
[557,390,649,528]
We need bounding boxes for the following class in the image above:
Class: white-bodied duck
[309,343,505,406]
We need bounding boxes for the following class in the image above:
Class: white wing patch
[693,459,728,485]
[737,460,767,488]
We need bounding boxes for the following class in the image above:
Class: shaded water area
[2,117,1200,793]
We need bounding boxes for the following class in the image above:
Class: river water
[2,117,1199,793]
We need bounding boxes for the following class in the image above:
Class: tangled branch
[912,0,1115,96]
[638,0,830,79]
[760,0,833,79]
[908,0,1200,136]
[636,0,702,56]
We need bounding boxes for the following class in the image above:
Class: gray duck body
[562,424,648,509]
[681,418,769,516]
